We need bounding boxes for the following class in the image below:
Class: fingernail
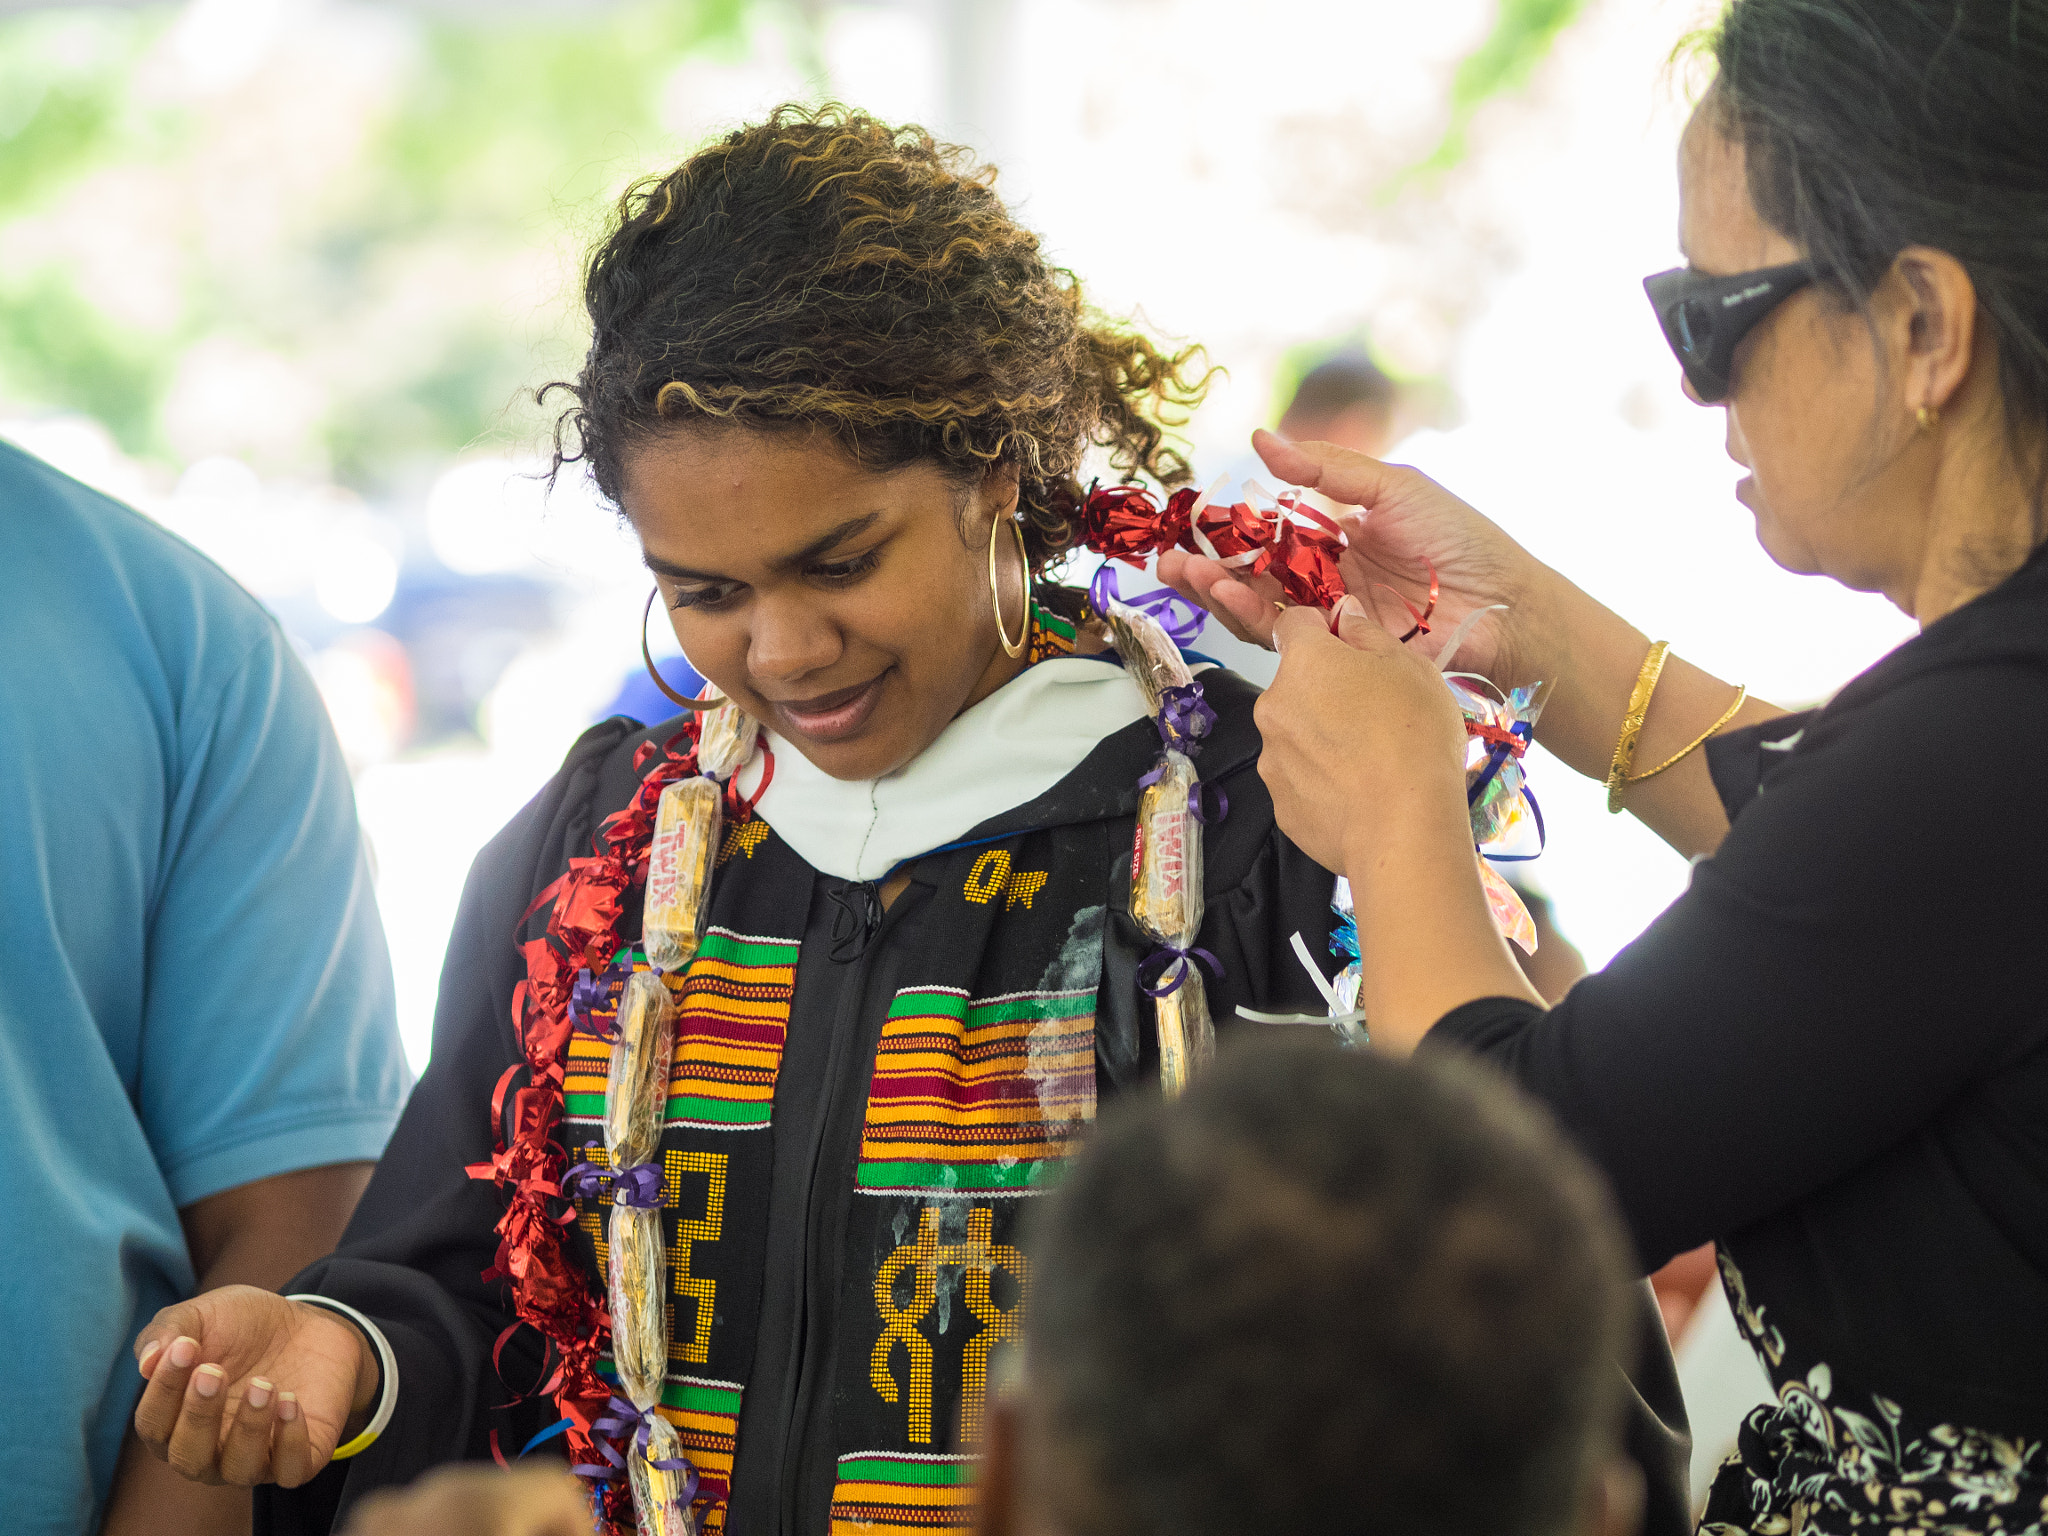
[138,1341,161,1375]
[247,1379,273,1410]
[168,1337,198,1370]
[1336,594,1367,621]
[277,1393,299,1423]
[193,1364,224,1400]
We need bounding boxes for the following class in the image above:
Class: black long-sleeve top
[1430,540,2048,1441]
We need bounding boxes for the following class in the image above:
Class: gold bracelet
[1605,641,1670,814]
[1628,683,1749,785]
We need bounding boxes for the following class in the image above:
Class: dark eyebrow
[642,511,886,583]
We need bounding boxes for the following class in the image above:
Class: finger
[1253,428,1406,511]
[165,1361,232,1483]
[1177,555,1280,648]
[134,1334,202,1456]
[1271,604,1338,659]
[272,1392,317,1489]
[1331,594,1403,655]
[217,1376,278,1486]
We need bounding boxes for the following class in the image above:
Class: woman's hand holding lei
[1257,602,1544,1054]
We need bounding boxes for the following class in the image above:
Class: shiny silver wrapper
[1102,600,1194,713]
[697,697,759,781]
[1155,964,1216,1098]
[629,1415,699,1536]
[607,1203,669,1410]
[644,777,724,975]
[605,971,676,1169]
[1131,751,1204,945]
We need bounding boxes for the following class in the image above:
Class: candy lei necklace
[467,699,760,1536]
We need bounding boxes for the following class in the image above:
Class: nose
[747,590,843,692]
[1680,372,1705,407]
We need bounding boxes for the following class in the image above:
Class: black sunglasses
[1643,261,1813,402]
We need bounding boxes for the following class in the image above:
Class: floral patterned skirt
[1702,1252,2048,1535]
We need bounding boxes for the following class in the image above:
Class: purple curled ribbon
[1138,758,1230,825]
[573,1396,698,1495]
[1090,564,1208,646]
[1156,682,1216,755]
[1139,944,1224,997]
[568,966,629,1038]
[559,1160,663,1207]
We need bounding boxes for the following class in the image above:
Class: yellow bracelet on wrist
[1605,641,1669,813]
[1627,683,1749,787]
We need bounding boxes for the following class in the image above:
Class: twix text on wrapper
[644,779,722,973]
[1131,751,1205,944]
[644,697,758,972]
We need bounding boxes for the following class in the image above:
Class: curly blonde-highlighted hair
[551,104,1213,570]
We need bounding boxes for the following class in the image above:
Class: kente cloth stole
[562,810,1105,1536]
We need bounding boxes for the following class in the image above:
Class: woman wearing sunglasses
[1171,0,2048,1530]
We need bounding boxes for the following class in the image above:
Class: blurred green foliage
[1401,0,1589,186]
[0,0,751,484]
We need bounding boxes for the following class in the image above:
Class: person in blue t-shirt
[0,438,412,1535]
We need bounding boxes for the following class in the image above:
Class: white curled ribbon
[1235,932,1369,1040]
[1430,603,1509,674]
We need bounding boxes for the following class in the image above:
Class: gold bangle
[1628,683,1748,785]
[1605,641,1670,813]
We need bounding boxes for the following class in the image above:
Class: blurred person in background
[0,439,411,1536]
[1170,0,2048,1529]
[329,1037,1648,1536]
[125,107,1690,1536]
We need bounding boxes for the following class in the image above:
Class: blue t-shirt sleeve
[139,627,411,1209]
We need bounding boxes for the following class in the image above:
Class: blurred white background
[0,0,1916,1073]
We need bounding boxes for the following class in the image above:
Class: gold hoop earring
[988,514,1030,659]
[1917,404,1941,432]
[642,589,719,710]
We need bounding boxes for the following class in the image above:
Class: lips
[771,671,888,744]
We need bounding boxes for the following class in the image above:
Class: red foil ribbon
[1077,480,1349,612]
[468,720,701,1535]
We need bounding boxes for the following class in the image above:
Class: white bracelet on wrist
[285,1294,399,1460]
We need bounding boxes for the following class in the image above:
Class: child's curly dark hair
[549,104,1214,571]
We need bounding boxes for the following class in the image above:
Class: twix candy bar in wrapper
[1131,750,1205,944]
[604,971,674,1168]
[1154,964,1215,1097]
[644,698,758,972]
[608,1203,668,1407]
[630,1416,699,1536]
[644,779,722,973]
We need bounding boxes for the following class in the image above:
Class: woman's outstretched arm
[1160,432,1787,860]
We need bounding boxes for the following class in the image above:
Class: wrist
[344,1321,381,1435]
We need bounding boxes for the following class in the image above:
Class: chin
[1751,511,1825,579]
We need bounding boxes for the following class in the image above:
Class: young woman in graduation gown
[127,108,1691,1536]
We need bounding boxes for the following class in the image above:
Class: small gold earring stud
[1916,404,1941,432]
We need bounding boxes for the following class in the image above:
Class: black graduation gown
[257,669,1691,1536]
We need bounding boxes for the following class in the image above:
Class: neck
[1891,389,2044,628]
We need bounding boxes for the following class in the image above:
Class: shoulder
[0,439,286,690]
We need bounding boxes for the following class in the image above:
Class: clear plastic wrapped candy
[607,1203,669,1408]
[1154,963,1215,1096]
[604,971,675,1168]
[630,1415,699,1536]
[644,777,723,974]
[697,696,759,780]
[1103,600,1194,713]
[1131,750,1204,944]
